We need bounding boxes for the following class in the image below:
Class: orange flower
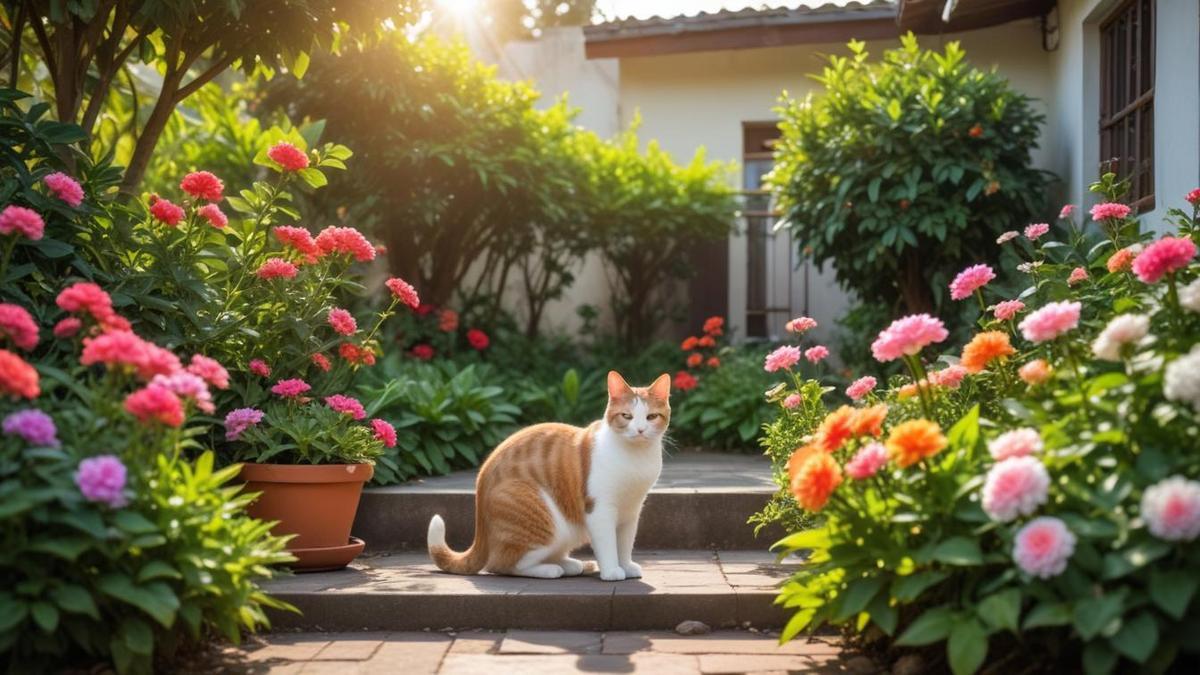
[706,356,720,368]
[960,331,1015,373]
[681,336,699,351]
[788,446,842,512]
[885,419,947,468]
[1018,359,1053,385]
[697,335,716,348]
[816,406,855,452]
[897,382,922,399]
[686,352,703,368]
[1107,247,1135,273]
[703,316,724,336]
[850,404,888,438]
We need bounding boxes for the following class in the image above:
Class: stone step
[352,451,784,551]
[266,549,795,632]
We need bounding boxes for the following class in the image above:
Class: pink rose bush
[762,181,1200,673]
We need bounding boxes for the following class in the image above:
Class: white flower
[1141,476,1200,542]
[1180,278,1200,314]
[1164,345,1200,412]
[1091,313,1150,361]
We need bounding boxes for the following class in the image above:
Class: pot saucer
[289,536,366,573]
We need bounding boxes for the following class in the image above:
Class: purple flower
[224,407,264,441]
[75,455,127,508]
[2,409,59,447]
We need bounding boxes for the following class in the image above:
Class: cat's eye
[646,413,661,420]
[620,413,633,420]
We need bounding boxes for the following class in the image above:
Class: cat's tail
[427,514,488,575]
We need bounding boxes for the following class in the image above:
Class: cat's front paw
[598,566,627,582]
[621,562,643,578]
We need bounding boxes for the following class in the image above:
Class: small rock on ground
[892,653,926,675]
[675,620,712,636]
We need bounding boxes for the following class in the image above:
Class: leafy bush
[759,182,1200,674]
[769,34,1048,319]
[672,350,777,450]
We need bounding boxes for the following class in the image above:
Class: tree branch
[25,5,56,79]
[177,51,237,99]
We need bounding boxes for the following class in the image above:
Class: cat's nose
[636,427,646,435]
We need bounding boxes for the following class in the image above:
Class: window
[742,122,784,339]
[1099,0,1155,210]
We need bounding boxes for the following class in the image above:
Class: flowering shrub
[760,182,1200,674]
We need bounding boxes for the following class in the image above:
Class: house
[483,0,1199,345]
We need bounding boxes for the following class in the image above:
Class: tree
[1,0,421,192]
[768,34,1048,317]
[485,0,598,42]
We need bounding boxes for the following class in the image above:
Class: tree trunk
[120,68,185,193]
[899,251,934,315]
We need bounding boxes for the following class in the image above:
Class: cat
[426,370,670,581]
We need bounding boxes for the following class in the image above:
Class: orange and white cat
[427,371,670,581]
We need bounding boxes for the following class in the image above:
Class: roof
[897,0,1056,34]
[583,1,899,59]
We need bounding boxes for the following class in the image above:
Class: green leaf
[866,594,897,635]
[298,167,327,188]
[886,99,902,121]
[138,561,182,583]
[1148,569,1198,620]
[51,585,100,620]
[31,602,59,633]
[947,618,988,675]
[779,607,816,643]
[1102,540,1170,579]
[835,577,885,621]
[976,588,1021,633]
[932,537,982,566]
[895,606,955,646]
[1073,593,1124,640]
[772,528,830,553]
[1022,601,1071,630]
[120,616,155,655]
[1083,641,1117,675]
[0,596,28,632]
[114,511,158,535]
[28,536,92,561]
[891,570,948,602]
[1109,612,1157,663]
[97,575,179,628]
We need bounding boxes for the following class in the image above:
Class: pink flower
[386,277,420,308]
[0,205,45,240]
[988,428,1042,461]
[1131,236,1197,283]
[782,393,802,409]
[81,331,181,381]
[845,442,888,480]
[3,409,59,447]
[1058,204,1076,220]
[1187,188,1200,206]
[268,142,310,171]
[179,171,224,202]
[1024,223,1050,240]
[256,258,298,280]
[150,371,214,414]
[1090,202,1131,221]
[411,344,435,361]
[804,345,829,363]
[53,317,82,339]
[315,226,376,262]
[75,455,127,508]
[929,365,967,389]
[196,203,227,229]
[271,378,311,398]
[274,226,321,264]
[124,384,185,427]
[1019,359,1053,385]
[467,328,490,350]
[1018,301,1081,343]
[371,418,397,448]
[311,353,332,372]
[870,314,948,362]
[993,299,1025,321]
[764,345,802,372]
[1013,517,1076,579]
[996,231,1019,245]
[1140,476,1200,542]
[0,304,39,351]
[186,354,229,389]
[1067,267,1089,286]
[328,308,358,335]
[44,172,84,207]
[845,376,876,401]
[982,456,1050,522]
[949,264,996,300]
[249,359,271,378]
[56,282,114,322]
[785,316,817,333]
[224,407,264,441]
[149,198,185,226]
[325,394,366,420]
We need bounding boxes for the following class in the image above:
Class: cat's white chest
[588,428,662,516]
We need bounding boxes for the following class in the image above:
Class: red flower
[328,308,358,336]
[256,258,298,280]
[1187,188,1200,206]
[371,419,397,448]
[0,304,39,351]
[197,204,227,229]
[438,309,459,333]
[56,282,115,323]
[315,226,376,262]
[703,316,724,336]
[673,370,697,392]
[271,378,311,398]
[466,329,489,351]
[325,394,366,420]
[706,356,720,368]
[411,344,435,361]
[386,277,420,309]
[697,335,716,349]
[968,123,984,138]
[0,349,39,399]
[124,384,184,427]
[681,336,699,351]
[686,352,703,368]
[53,317,82,339]
[267,142,310,172]
[274,226,321,264]
[149,198,185,226]
[249,359,271,378]
[415,303,436,317]
[311,353,332,372]
[179,171,224,202]
[339,343,376,366]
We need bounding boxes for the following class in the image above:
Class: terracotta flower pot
[241,463,374,572]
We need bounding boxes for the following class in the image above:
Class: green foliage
[761,186,1200,673]
[230,401,385,466]
[769,34,1048,318]
[672,350,777,451]
[358,357,522,484]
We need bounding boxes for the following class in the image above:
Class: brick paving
[194,629,854,674]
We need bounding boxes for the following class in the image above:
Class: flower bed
[760,179,1200,674]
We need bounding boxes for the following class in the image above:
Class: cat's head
[604,371,671,444]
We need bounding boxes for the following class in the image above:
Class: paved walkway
[196,629,851,674]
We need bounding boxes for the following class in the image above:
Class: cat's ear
[607,371,632,399]
[648,373,671,400]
